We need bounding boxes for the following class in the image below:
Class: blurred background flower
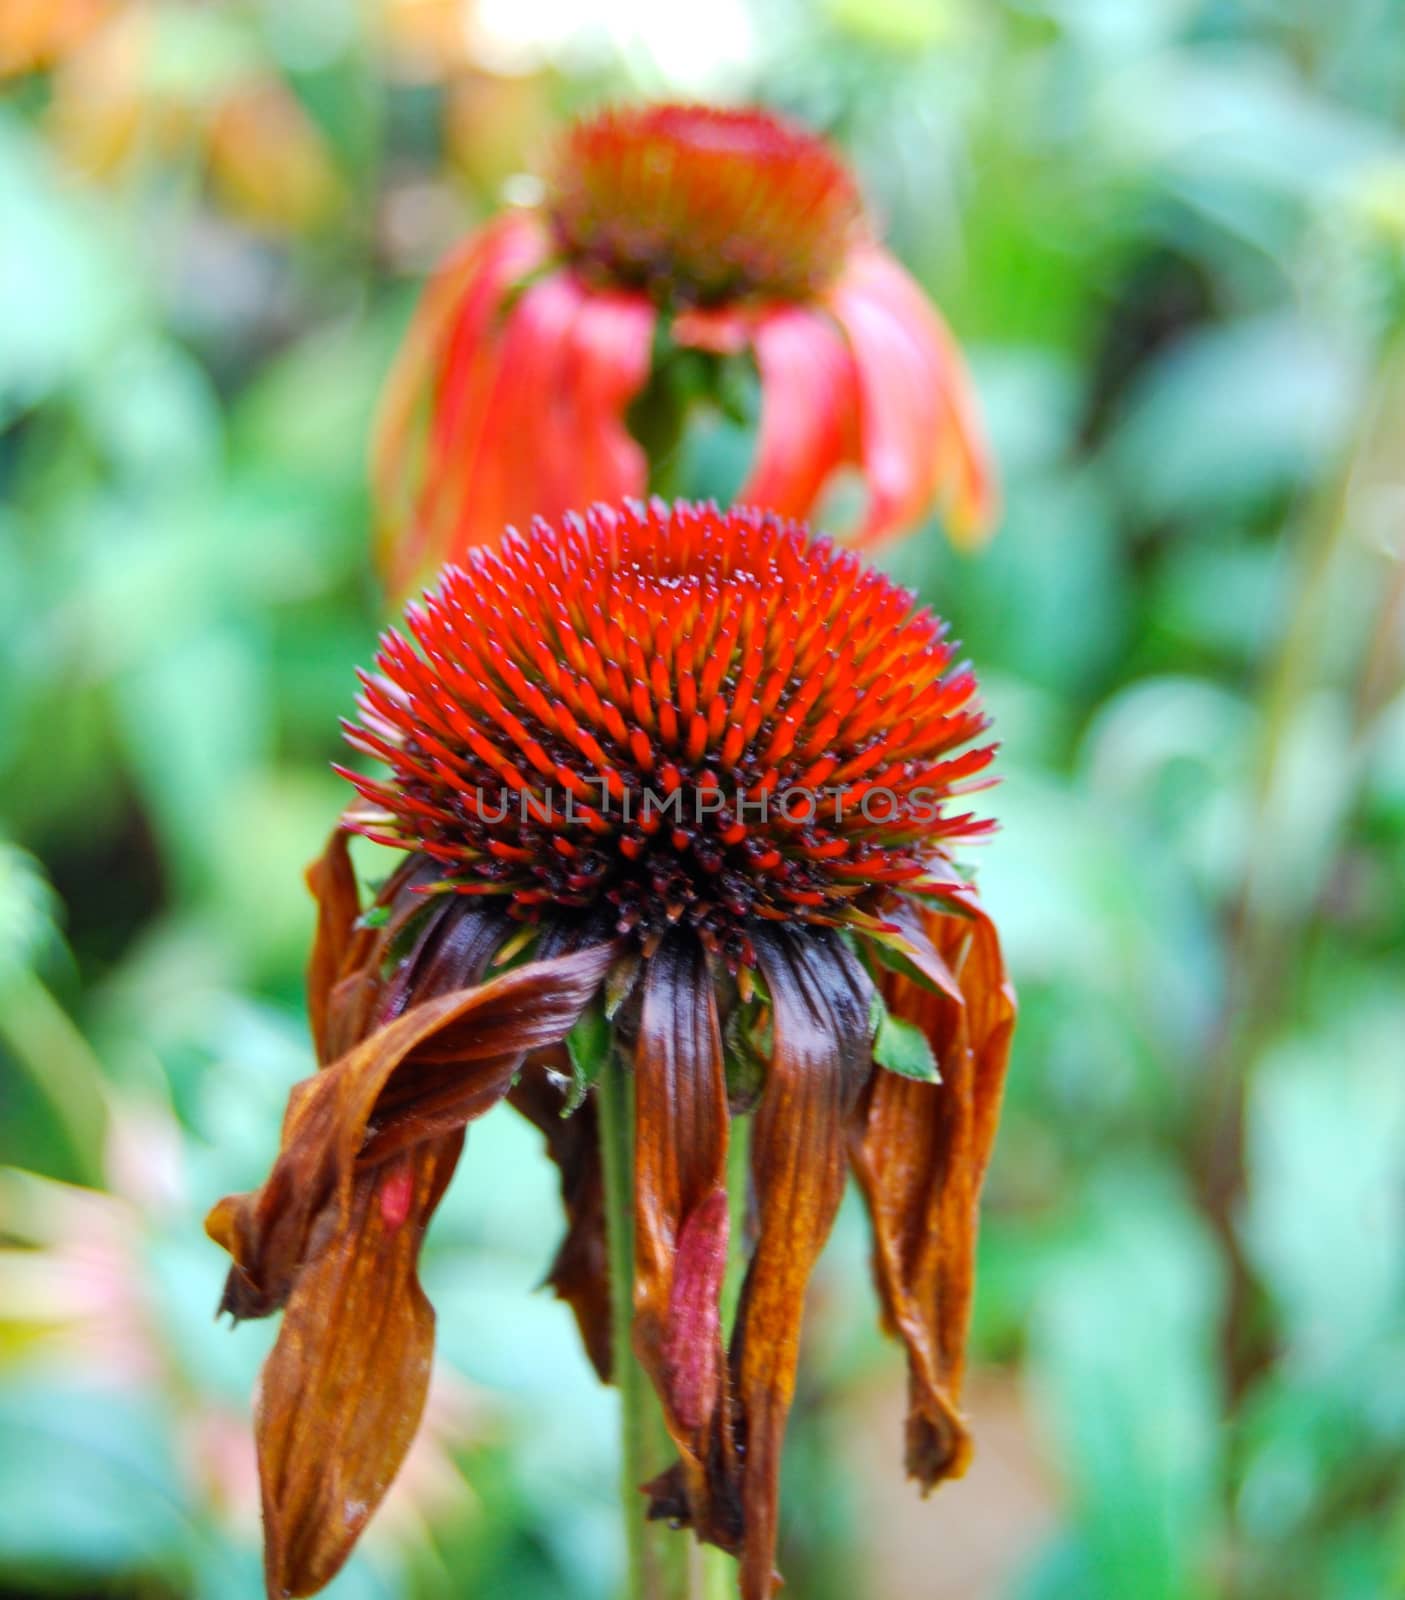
[371,102,995,589]
[2,1,1404,1598]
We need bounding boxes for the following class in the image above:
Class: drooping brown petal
[225,841,571,1597]
[373,891,513,1035]
[305,827,452,1066]
[849,889,1015,1491]
[631,932,731,1522]
[305,828,362,1064]
[207,939,618,1322]
[508,1056,613,1381]
[210,933,617,1599]
[730,926,873,1600]
[497,914,621,1381]
[256,1132,463,1598]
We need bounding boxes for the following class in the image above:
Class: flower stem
[597,1058,696,1600]
[1194,345,1404,1401]
[0,969,107,1185]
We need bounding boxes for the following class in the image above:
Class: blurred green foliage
[2,1,1404,1597]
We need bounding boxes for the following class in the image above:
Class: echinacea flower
[372,103,997,594]
[207,499,1014,1599]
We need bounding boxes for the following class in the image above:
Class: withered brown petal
[304,828,362,1065]
[730,926,874,1600]
[207,939,617,1321]
[257,1132,463,1598]
[850,890,1015,1490]
[508,1055,613,1381]
[371,885,510,1036]
[224,850,579,1597]
[306,830,450,1065]
[632,933,731,1521]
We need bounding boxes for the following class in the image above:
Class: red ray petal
[735,306,859,520]
[829,246,998,550]
[371,212,548,593]
[672,304,751,355]
[451,268,584,549]
[435,271,654,572]
[566,285,655,502]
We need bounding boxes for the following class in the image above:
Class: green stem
[0,970,107,1184]
[719,1112,750,1333]
[1195,342,1405,1403]
[597,1059,696,1600]
[625,324,701,501]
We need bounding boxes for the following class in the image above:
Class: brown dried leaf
[304,828,362,1064]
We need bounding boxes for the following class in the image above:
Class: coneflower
[373,103,997,594]
[208,499,1014,1600]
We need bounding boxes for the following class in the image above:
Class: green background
[2,1,1403,1596]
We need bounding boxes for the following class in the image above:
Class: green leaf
[863,931,952,996]
[0,841,61,981]
[723,1003,769,1114]
[1243,1003,1405,1362]
[603,951,642,1020]
[378,897,438,979]
[564,1002,611,1115]
[740,965,772,1007]
[870,992,941,1083]
[1028,1172,1225,1600]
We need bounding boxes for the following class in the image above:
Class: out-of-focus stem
[1198,343,1404,1398]
[0,969,106,1184]
[627,333,695,500]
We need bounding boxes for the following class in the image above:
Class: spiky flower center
[548,104,864,306]
[343,502,993,964]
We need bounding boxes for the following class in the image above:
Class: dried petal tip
[550,103,864,305]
